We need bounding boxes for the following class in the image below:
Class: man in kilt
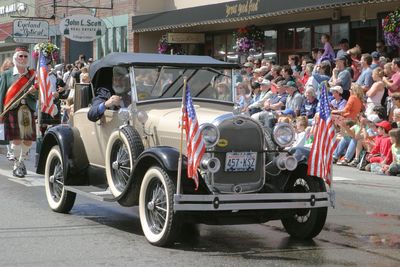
[0,47,37,178]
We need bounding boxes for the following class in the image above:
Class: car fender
[36,125,89,184]
[117,146,187,207]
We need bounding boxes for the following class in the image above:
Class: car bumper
[173,192,330,211]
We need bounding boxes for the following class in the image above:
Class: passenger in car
[87,66,130,122]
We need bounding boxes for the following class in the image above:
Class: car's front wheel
[281,172,327,239]
[44,145,76,213]
[139,166,179,246]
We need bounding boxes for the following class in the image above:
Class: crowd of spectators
[234,35,400,177]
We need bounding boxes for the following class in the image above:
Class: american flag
[182,84,206,189]
[38,54,58,117]
[307,83,338,186]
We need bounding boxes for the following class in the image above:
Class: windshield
[133,67,233,102]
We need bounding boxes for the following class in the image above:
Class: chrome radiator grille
[211,115,265,193]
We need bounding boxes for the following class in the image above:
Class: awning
[132,0,393,32]
[0,22,13,43]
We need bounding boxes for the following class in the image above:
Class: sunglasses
[18,55,28,58]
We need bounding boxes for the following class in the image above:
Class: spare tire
[105,126,144,197]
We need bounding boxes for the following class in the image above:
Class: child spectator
[291,116,309,148]
[384,128,400,176]
[317,34,335,64]
[62,97,74,124]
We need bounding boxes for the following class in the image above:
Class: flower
[233,25,264,53]
[32,42,60,61]
[382,8,400,47]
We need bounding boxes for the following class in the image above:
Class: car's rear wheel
[281,172,327,239]
[106,126,144,197]
[44,145,76,213]
[139,166,179,246]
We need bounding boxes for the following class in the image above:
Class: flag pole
[176,77,187,195]
[36,50,42,138]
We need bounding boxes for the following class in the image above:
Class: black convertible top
[89,52,239,80]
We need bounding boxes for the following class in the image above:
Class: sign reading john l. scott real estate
[60,15,105,42]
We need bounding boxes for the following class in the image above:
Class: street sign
[13,19,49,43]
[59,15,106,42]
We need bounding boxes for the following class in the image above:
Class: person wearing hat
[88,66,131,122]
[329,85,347,111]
[0,46,37,177]
[363,120,393,171]
[370,51,381,70]
[247,79,273,115]
[330,54,352,100]
[283,81,303,117]
[336,38,349,59]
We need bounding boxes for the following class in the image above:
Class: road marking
[0,167,44,187]
[333,176,354,181]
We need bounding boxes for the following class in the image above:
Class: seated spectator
[262,80,288,112]
[329,85,347,111]
[384,128,400,176]
[300,86,318,119]
[236,83,251,112]
[365,67,385,116]
[216,82,231,101]
[370,52,381,69]
[331,83,364,120]
[247,82,261,115]
[291,116,309,148]
[283,81,303,116]
[246,79,273,115]
[393,108,400,128]
[333,119,361,165]
[364,120,393,171]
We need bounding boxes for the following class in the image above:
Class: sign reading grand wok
[60,15,105,42]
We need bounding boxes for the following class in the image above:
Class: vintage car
[36,52,331,246]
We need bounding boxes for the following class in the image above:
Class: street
[0,152,399,267]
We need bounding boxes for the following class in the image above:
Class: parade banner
[59,15,106,42]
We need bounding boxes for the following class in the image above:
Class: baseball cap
[376,120,392,132]
[260,79,271,86]
[371,51,381,59]
[282,109,296,117]
[285,80,297,89]
[335,54,347,61]
[339,38,349,44]
[330,85,343,94]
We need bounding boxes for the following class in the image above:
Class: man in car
[87,66,131,122]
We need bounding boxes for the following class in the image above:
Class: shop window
[263,30,277,62]
[295,27,311,50]
[213,34,226,61]
[120,26,127,52]
[314,25,329,48]
[97,26,128,56]
[331,23,349,47]
[280,28,295,49]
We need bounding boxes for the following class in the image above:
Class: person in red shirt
[383,58,400,95]
[365,120,393,171]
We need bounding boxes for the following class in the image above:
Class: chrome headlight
[199,123,220,148]
[118,108,131,124]
[272,123,295,148]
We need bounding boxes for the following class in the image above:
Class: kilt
[4,104,36,141]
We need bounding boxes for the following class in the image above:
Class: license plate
[225,152,257,172]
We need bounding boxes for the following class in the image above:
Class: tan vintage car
[36,52,331,246]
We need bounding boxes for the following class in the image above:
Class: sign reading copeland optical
[167,33,205,44]
[59,15,105,42]
[13,19,49,43]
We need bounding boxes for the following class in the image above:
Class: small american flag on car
[38,54,58,117]
[307,83,338,186]
[182,84,205,189]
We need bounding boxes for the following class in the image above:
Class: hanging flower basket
[233,25,264,53]
[382,8,400,47]
[32,42,60,61]
[157,36,185,55]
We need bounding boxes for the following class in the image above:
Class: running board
[174,192,330,211]
[65,186,116,202]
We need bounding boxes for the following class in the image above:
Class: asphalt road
[0,152,399,267]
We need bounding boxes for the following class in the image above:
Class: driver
[87,66,130,122]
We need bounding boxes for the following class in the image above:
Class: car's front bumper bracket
[173,192,330,211]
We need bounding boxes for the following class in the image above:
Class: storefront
[132,0,400,64]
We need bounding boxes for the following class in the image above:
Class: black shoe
[12,167,25,178]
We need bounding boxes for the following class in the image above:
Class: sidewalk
[0,144,44,186]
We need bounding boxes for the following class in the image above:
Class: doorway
[350,27,376,54]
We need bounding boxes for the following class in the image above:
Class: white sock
[19,144,31,162]
[11,143,21,160]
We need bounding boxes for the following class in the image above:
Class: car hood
[143,102,232,148]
